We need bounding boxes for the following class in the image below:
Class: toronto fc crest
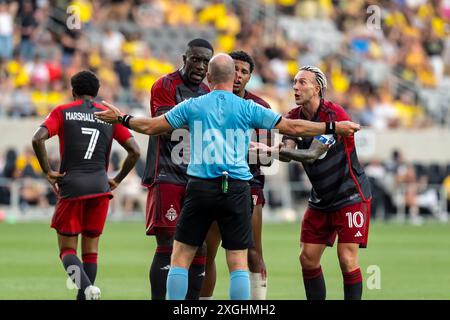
[165,205,178,221]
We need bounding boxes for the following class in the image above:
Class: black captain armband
[325,121,336,134]
[118,114,134,129]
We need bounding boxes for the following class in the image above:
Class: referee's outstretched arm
[95,100,360,138]
[275,117,360,137]
[95,101,173,135]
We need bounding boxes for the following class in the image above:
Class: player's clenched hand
[108,178,119,191]
[94,100,124,124]
[46,170,65,195]
[335,121,360,136]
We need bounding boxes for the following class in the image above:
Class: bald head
[207,53,236,86]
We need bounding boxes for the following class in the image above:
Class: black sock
[343,268,363,300]
[60,248,92,300]
[150,250,171,300]
[77,253,98,300]
[302,266,326,300]
[186,256,206,300]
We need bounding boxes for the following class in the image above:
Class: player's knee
[338,253,358,272]
[299,251,320,269]
[226,251,248,272]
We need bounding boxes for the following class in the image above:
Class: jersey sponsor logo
[355,231,363,237]
[165,205,178,221]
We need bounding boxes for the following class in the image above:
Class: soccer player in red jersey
[200,51,272,300]
[142,39,214,300]
[32,70,140,300]
[275,66,372,300]
[95,55,360,301]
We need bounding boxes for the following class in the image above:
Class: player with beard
[263,66,371,300]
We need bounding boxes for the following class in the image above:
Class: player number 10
[346,211,364,228]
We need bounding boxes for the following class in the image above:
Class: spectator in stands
[0,1,15,60]
[101,26,125,63]
[117,168,145,216]
[0,148,16,204]
[132,0,165,28]
[2,148,16,179]
[364,158,389,219]
[14,146,41,179]
[18,0,37,62]
[7,84,36,117]
[19,177,49,212]
[386,149,425,225]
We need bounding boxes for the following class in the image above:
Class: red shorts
[251,187,265,207]
[51,195,110,237]
[145,183,186,236]
[301,200,371,248]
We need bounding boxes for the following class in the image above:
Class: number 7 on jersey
[81,127,99,160]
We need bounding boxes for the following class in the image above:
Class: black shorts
[175,176,253,250]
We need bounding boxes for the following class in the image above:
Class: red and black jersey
[283,99,371,212]
[243,90,272,189]
[142,70,210,186]
[41,99,131,200]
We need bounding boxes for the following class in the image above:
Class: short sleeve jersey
[142,70,210,186]
[283,99,371,212]
[41,99,131,200]
[165,90,281,180]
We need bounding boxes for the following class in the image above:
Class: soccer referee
[95,53,360,300]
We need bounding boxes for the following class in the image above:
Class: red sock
[59,248,76,260]
[342,268,362,300]
[82,253,98,264]
[343,268,362,285]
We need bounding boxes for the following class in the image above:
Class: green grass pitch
[1,220,449,299]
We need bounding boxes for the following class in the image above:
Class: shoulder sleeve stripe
[155,106,173,116]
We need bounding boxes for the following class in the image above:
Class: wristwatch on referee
[118,113,134,128]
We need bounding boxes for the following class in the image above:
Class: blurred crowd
[0,0,448,128]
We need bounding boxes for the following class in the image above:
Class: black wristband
[325,121,335,134]
[121,114,133,129]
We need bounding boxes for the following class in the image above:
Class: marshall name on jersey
[42,100,131,200]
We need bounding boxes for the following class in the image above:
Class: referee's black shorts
[175,176,253,250]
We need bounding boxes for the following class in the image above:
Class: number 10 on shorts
[346,211,364,228]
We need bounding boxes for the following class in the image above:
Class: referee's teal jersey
[165,90,281,180]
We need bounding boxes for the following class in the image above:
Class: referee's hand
[336,121,360,136]
[94,100,124,124]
